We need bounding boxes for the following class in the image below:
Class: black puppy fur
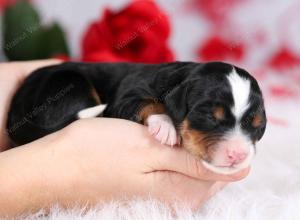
[7,61,266,158]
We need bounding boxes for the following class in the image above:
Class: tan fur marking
[138,102,166,124]
[179,119,212,160]
[252,114,263,128]
[213,106,225,120]
[91,88,101,104]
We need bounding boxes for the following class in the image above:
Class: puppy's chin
[201,146,254,175]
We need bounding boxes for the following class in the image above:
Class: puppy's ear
[164,83,188,124]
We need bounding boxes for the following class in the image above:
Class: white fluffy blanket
[22,84,300,219]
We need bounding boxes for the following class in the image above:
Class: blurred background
[1,0,300,217]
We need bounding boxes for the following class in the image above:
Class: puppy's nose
[226,148,248,164]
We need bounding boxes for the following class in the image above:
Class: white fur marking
[77,104,107,119]
[227,68,251,119]
[202,145,254,174]
[202,127,254,174]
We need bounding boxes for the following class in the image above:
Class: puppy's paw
[146,114,178,146]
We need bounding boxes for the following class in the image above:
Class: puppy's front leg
[138,103,179,146]
[147,114,178,146]
[107,88,179,146]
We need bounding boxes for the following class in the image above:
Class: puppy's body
[7,62,193,144]
[7,61,266,174]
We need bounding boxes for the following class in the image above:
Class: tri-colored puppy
[7,61,267,174]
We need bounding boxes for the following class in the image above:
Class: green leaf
[39,23,69,58]
[3,1,42,60]
[2,1,70,61]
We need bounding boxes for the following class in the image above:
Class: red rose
[0,0,16,12]
[269,47,300,70]
[198,35,245,62]
[82,0,174,63]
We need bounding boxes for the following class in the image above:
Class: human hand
[0,118,249,216]
[58,118,249,208]
[0,59,62,150]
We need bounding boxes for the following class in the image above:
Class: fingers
[147,171,228,210]
[15,59,63,78]
[149,143,251,182]
[64,117,250,183]
[0,59,62,80]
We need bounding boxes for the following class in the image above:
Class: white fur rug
[20,98,300,219]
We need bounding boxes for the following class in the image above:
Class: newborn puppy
[7,61,266,174]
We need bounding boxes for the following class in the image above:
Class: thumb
[150,144,251,182]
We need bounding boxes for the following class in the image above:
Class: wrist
[0,131,73,217]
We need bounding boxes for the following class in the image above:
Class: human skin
[0,60,250,218]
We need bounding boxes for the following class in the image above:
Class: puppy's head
[166,62,266,174]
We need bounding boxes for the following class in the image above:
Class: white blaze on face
[202,68,254,174]
[227,68,251,120]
